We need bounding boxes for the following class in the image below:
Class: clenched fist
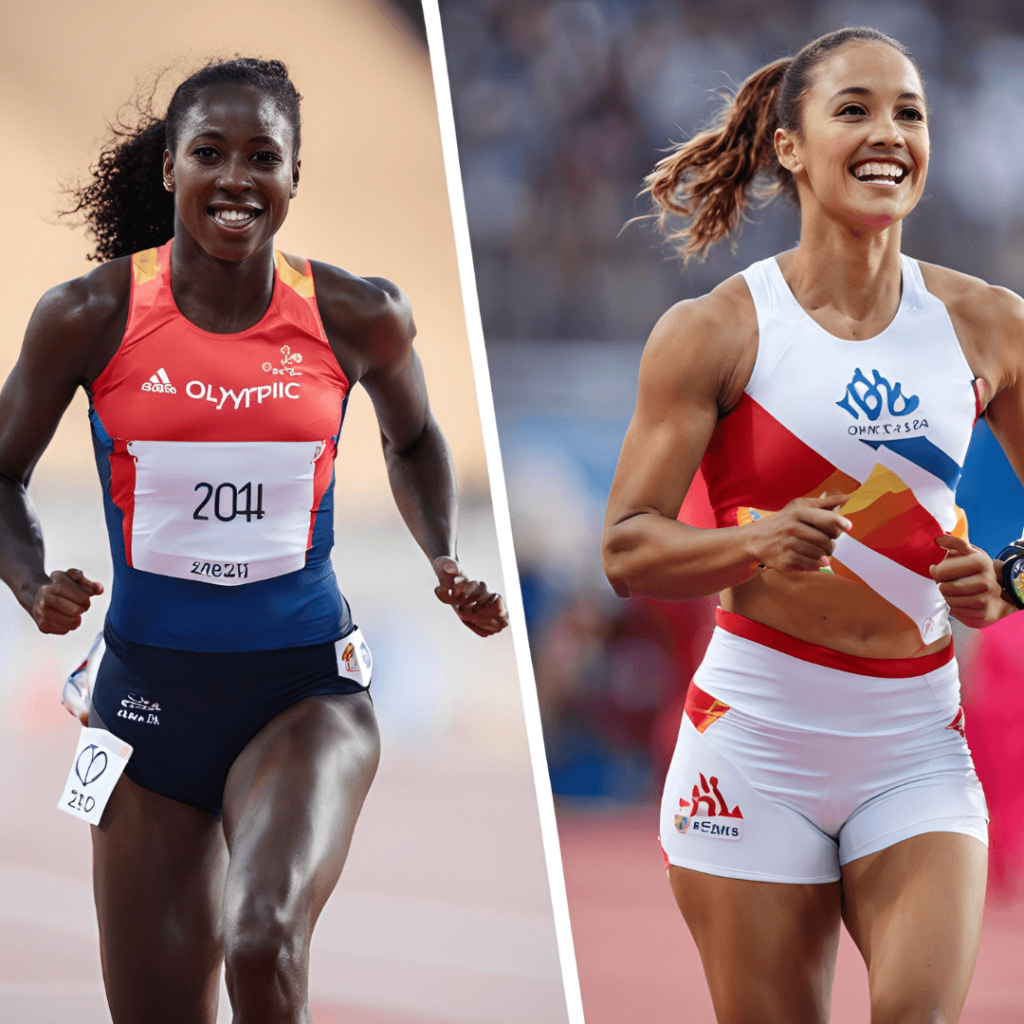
[432,556,509,637]
[32,568,104,635]
[745,493,853,574]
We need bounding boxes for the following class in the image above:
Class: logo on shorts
[675,772,743,840]
[946,706,966,740]
[359,641,372,670]
[117,694,161,725]
[262,345,303,376]
[340,643,359,673]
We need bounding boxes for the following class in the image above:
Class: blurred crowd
[444,0,1024,891]
[443,0,1024,340]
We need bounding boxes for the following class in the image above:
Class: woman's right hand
[745,494,853,574]
[32,568,104,634]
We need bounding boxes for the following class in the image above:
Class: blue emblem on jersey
[837,368,920,421]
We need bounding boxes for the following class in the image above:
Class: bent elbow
[601,537,633,599]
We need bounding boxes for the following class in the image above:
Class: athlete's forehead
[808,41,924,106]
[175,85,294,149]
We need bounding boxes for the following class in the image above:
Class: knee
[224,902,306,998]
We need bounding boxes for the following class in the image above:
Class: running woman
[602,28,1023,1024]
[0,58,508,1024]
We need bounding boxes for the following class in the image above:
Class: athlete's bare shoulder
[918,261,1023,324]
[644,271,758,413]
[306,258,414,381]
[918,260,1024,392]
[23,257,131,384]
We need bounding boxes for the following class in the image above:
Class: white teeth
[853,162,905,180]
[213,209,258,222]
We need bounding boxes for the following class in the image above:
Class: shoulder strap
[739,258,779,327]
[126,240,172,335]
[898,254,934,311]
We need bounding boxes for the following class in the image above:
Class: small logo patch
[946,706,966,740]
[141,367,176,394]
[263,345,303,376]
[340,642,359,673]
[117,694,162,726]
[677,772,744,840]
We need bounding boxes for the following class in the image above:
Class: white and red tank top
[701,254,978,646]
[87,240,353,651]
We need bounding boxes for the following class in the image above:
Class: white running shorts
[660,609,988,884]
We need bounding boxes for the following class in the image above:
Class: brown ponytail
[644,58,790,263]
[643,27,919,263]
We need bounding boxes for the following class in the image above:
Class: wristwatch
[996,540,1024,611]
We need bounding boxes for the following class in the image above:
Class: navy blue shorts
[91,623,371,814]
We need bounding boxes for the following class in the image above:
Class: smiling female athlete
[602,28,1024,1023]
[0,58,508,1024]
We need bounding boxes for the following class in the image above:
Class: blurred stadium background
[0,1,571,1022]
[439,0,1024,1020]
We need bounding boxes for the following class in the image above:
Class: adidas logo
[141,368,176,394]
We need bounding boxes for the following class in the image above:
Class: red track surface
[559,807,1024,1023]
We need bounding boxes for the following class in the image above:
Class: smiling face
[163,84,300,261]
[775,41,929,232]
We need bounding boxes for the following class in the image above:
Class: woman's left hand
[432,557,510,637]
[930,535,1015,628]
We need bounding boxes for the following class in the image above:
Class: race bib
[335,627,373,688]
[56,727,133,826]
[127,439,327,585]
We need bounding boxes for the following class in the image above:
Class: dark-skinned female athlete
[0,58,508,1024]
[602,28,1024,1024]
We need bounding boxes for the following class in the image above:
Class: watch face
[1011,557,1024,607]
[997,542,1024,563]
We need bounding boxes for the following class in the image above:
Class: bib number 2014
[193,481,265,523]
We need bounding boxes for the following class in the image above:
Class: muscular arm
[603,295,754,600]
[361,302,459,564]
[0,262,126,626]
[603,282,851,602]
[311,264,505,635]
[982,290,1024,494]
[320,274,458,562]
[919,267,1024,624]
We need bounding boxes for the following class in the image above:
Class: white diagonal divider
[419,3,586,1021]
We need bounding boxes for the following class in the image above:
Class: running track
[559,806,1024,1023]
[0,493,569,1024]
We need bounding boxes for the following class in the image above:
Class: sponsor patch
[676,772,744,840]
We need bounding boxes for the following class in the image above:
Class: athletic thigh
[91,770,228,1024]
[841,832,987,1024]
[220,691,380,950]
[670,866,842,1024]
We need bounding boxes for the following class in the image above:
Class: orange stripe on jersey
[840,465,946,578]
[276,251,316,298]
[810,468,861,499]
[132,247,161,287]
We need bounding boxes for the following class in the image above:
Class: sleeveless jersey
[87,240,352,652]
[701,254,979,647]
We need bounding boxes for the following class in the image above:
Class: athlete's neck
[781,218,904,341]
[169,234,276,335]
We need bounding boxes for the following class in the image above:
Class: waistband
[715,608,955,678]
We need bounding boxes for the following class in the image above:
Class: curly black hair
[64,58,302,263]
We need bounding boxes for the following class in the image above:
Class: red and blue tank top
[701,254,978,647]
[88,240,352,651]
